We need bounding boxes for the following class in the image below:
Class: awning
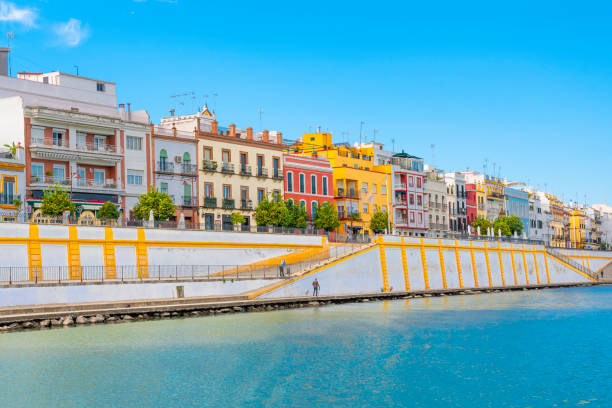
[183,152,191,161]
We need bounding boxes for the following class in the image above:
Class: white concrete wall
[0,279,277,307]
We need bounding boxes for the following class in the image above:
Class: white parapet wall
[256,236,595,299]
[556,248,612,273]
[0,223,325,282]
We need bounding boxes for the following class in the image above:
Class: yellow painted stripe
[532,245,540,284]
[469,240,478,288]
[419,238,430,290]
[67,226,81,280]
[136,228,149,278]
[454,239,463,288]
[104,227,117,279]
[27,224,42,281]
[378,238,390,292]
[438,239,447,289]
[544,249,551,283]
[400,238,410,291]
[247,245,378,299]
[484,241,492,287]
[510,243,517,285]
[497,242,505,286]
[521,244,529,285]
[546,254,596,282]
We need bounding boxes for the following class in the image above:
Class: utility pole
[372,128,378,143]
[74,65,79,76]
[359,121,365,145]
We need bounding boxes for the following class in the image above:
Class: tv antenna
[359,121,365,145]
[258,108,264,130]
[372,128,378,142]
[212,93,218,113]
[430,144,435,166]
[391,137,396,152]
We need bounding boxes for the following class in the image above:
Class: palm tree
[3,142,17,159]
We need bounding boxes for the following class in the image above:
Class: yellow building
[568,208,586,249]
[546,193,567,248]
[292,132,391,236]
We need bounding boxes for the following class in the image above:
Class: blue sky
[2,0,612,204]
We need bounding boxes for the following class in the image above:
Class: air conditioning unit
[174,156,182,163]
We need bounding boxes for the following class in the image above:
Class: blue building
[504,187,529,235]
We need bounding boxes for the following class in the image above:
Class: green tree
[283,200,308,228]
[505,215,524,236]
[133,188,176,221]
[370,207,389,233]
[41,184,75,216]
[3,142,17,159]
[313,202,340,231]
[255,194,287,227]
[230,211,245,226]
[492,218,511,236]
[98,201,120,220]
[471,216,491,235]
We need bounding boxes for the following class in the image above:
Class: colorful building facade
[283,154,334,219]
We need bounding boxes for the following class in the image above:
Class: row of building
[0,48,609,247]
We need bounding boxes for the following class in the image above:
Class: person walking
[312,278,320,297]
[279,259,286,277]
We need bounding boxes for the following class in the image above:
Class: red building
[465,183,478,226]
[283,154,334,219]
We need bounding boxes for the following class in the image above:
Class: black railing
[240,165,252,176]
[221,163,234,174]
[241,200,253,210]
[202,197,217,208]
[156,161,174,173]
[257,167,268,177]
[222,198,235,209]
[202,160,217,171]
[180,164,197,175]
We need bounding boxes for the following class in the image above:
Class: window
[418,213,423,224]
[183,152,191,165]
[240,186,249,200]
[299,174,305,193]
[2,177,15,202]
[127,170,143,185]
[311,175,317,194]
[222,150,230,163]
[363,204,368,214]
[159,149,168,170]
[223,185,231,199]
[96,82,106,92]
[126,136,142,151]
[93,169,105,186]
[300,200,306,209]
[257,188,265,204]
[311,201,317,216]
[77,132,87,149]
[240,152,247,170]
[322,177,328,196]
[257,155,264,173]
[410,212,415,222]
[52,130,65,147]
[184,183,192,200]
[93,135,106,151]
[381,185,386,195]
[409,194,415,205]
[286,171,293,192]
[273,157,280,178]
[204,183,213,197]
[203,147,212,161]
[53,165,65,182]
[409,176,414,187]
[31,164,43,182]
[31,126,44,144]
[362,182,367,193]
[417,195,422,206]
[417,177,421,188]
[160,182,168,194]
[372,184,376,194]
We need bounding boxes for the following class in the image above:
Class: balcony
[30,176,121,191]
[256,167,268,178]
[222,198,235,209]
[240,165,252,176]
[395,219,409,227]
[179,164,197,176]
[394,199,407,208]
[395,184,407,191]
[240,199,253,210]
[0,194,21,205]
[202,160,218,172]
[272,169,283,180]
[181,196,194,207]
[156,161,174,173]
[220,163,234,174]
[337,210,360,220]
[30,138,123,157]
[336,188,360,199]
[202,197,217,208]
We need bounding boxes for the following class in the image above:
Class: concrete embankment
[0,281,605,333]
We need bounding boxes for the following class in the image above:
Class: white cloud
[53,18,90,47]
[0,1,37,27]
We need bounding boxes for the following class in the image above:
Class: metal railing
[546,248,597,279]
[156,161,174,173]
[240,165,252,176]
[202,197,217,208]
[222,198,235,209]
[202,160,218,171]
[240,199,253,210]
[0,194,20,205]
[180,164,197,175]
[257,167,268,177]
[221,163,235,174]
[31,138,123,154]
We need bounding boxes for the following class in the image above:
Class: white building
[445,172,467,233]
[424,165,448,236]
[0,49,150,222]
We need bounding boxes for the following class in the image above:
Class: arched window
[300,200,306,209]
[159,149,168,171]
[311,201,317,217]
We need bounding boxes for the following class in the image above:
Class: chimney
[118,103,125,116]
[127,102,132,121]
[246,127,253,140]
[0,48,8,76]
[211,120,218,135]
[262,130,269,143]
[277,131,282,145]
[229,124,236,137]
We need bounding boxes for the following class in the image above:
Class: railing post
[208,265,210,280]
[9,267,11,285]
[192,265,194,281]
[236,265,239,280]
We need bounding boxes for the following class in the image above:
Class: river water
[0,286,610,407]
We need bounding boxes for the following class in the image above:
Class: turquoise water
[0,287,611,407]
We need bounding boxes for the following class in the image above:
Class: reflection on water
[0,287,611,407]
